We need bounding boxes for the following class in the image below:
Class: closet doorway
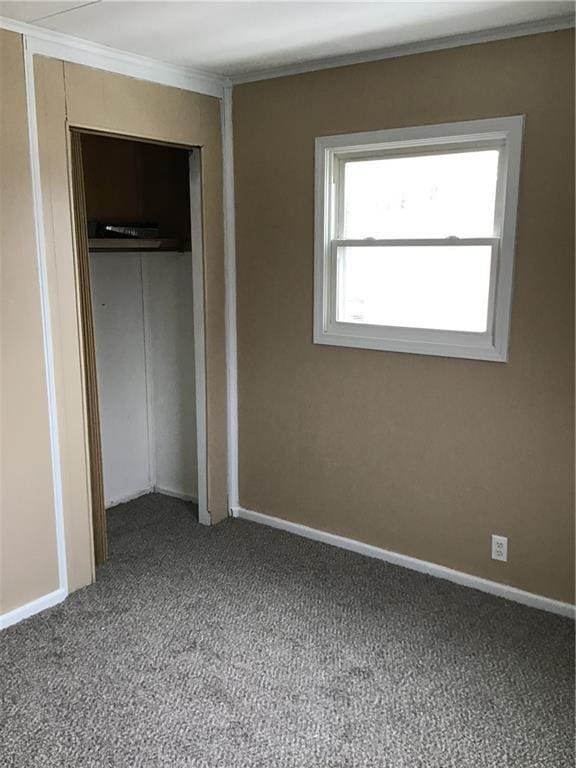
[70,129,209,566]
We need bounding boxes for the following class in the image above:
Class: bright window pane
[336,245,492,332]
[343,150,499,238]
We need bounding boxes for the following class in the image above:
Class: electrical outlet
[491,534,508,562]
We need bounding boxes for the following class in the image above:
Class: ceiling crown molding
[0,15,230,98]
[1,11,574,94]
[230,13,575,84]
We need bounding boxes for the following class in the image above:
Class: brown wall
[234,30,575,603]
[0,30,60,613]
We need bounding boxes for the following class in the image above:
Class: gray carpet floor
[1,493,574,767]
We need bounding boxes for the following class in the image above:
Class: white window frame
[314,116,524,362]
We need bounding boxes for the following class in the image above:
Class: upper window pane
[343,149,499,239]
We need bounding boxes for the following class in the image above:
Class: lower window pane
[336,245,492,332]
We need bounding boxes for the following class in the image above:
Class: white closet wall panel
[90,250,198,508]
[90,253,152,505]
[145,252,198,500]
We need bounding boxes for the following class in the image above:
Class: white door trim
[22,36,69,600]
[221,86,239,512]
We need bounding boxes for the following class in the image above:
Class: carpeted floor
[1,493,574,767]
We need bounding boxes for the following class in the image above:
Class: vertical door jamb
[69,129,108,564]
[189,148,210,525]
[189,147,212,525]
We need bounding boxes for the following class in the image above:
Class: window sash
[332,143,507,241]
[332,238,498,247]
[325,239,500,346]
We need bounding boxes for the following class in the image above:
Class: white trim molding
[231,14,575,84]
[222,86,239,513]
[0,16,229,97]
[105,488,153,508]
[233,507,576,620]
[0,588,67,631]
[95,487,198,509]
[314,116,524,362]
[4,9,572,94]
[22,36,69,602]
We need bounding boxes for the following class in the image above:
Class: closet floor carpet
[1,493,574,768]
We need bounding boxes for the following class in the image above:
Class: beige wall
[1,34,228,613]
[0,30,60,612]
[234,30,575,603]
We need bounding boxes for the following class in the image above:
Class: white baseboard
[233,507,575,619]
[2,487,198,630]
[106,487,153,508]
[0,587,67,630]
[154,486,198,504]
[105,486,198,508]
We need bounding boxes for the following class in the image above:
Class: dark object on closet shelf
[103,223,160,239]
[90,221,161,239]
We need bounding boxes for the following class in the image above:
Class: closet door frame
[189,147,210,526]
[70,129,211,567]
[69,129,108,565]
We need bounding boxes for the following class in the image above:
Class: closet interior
[81,133,199,517]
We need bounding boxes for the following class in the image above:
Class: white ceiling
[1,1,573,78]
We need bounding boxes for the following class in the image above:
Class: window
[314,117,524,361]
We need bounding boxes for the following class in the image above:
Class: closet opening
[70,129,209,568]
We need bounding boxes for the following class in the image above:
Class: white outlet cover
[491,534,508,562]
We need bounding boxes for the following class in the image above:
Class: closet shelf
[88,238,180,252]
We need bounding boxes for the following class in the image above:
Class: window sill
[313,326,508,362]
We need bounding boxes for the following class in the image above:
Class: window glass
[343,150,500,239]
[336,245,492,332]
